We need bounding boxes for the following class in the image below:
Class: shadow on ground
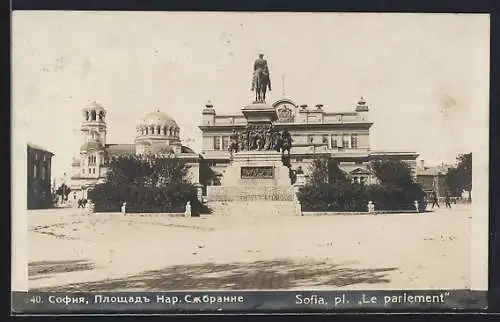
[32,259,397,291]
[29,260,96,279]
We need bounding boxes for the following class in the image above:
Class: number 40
[29,295,43,304]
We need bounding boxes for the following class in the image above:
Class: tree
[298,158,426,212]
[445,153,472,200]
[369,159,414,186]
[88,154,210,215]
[327,159,348,184]
[308,157,329,185]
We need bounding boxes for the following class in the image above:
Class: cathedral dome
[139,110,178,128]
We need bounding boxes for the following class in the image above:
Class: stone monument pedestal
[221,150,290,187]
[241,102,277,124]
[207,150,294,202]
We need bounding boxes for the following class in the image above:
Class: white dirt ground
[26,204,472,291]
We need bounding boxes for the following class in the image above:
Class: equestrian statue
[251,53,272,103]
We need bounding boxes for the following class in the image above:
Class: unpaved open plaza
[27,204,471,291]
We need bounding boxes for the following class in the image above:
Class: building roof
[27,143,54,155]
[416,164,453,176]
[149,144,174,154]
[181,145,195,153]
[105,144,136,156]
[139,110,178,128]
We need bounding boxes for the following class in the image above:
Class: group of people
[76,198,88,208]
[429,190,454,209]
[228,124,293,154]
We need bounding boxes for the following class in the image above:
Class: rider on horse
[251,54,272,92]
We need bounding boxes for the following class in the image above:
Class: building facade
[69,102,201,202]
[199,97,419,186]
[27,143,54,209]
[69,97,421,201]
[415,160,453,198]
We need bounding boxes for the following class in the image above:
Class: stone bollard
[367,201,375,213]
[296,200,302,216]
[185,201,192,218]
[414,200,419,213]
[121,202,127,215]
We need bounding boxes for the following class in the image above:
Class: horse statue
[254,68,271,102]
[252,54,272,102]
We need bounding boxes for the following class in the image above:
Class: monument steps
[207,200,299,217]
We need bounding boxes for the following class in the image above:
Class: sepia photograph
[11,11,489,297]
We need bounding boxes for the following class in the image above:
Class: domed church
[69,102,200,200]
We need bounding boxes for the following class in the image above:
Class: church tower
[79,102,107,180]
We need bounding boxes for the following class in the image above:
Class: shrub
[88,154,211,215]
[298,158,427,212]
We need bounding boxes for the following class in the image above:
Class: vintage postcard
[11,11,489,313]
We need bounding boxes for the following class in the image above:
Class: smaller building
[27,143,54,209]
[415,160,453,198]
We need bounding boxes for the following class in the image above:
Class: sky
[12,11,490,183]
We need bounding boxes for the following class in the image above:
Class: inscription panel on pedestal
[241,166,274,179]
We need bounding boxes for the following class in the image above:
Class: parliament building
[199,96,418,186]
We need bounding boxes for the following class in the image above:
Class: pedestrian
[431,191,440,209]
[445,192,452,209]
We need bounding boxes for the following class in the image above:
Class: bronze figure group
[229,124,292,155]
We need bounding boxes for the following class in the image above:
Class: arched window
[90,110,97,121]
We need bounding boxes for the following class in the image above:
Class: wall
[27,147,53,209]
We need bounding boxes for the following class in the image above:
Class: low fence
[302,210,421,216]
[207,186,295,202]
[91,212,186,217]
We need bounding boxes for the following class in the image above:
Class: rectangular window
[343,135,350,149]
[331,135,338,148]
[213,136,221,150]
[322,134,329,145]
[351,134,358,149]
[222,136,229,151]
[41,166,46,180]
[33,164,37,179]
[307,135,314,144]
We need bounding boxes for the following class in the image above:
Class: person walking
[431,191,440,209]
[445,192,452,209]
